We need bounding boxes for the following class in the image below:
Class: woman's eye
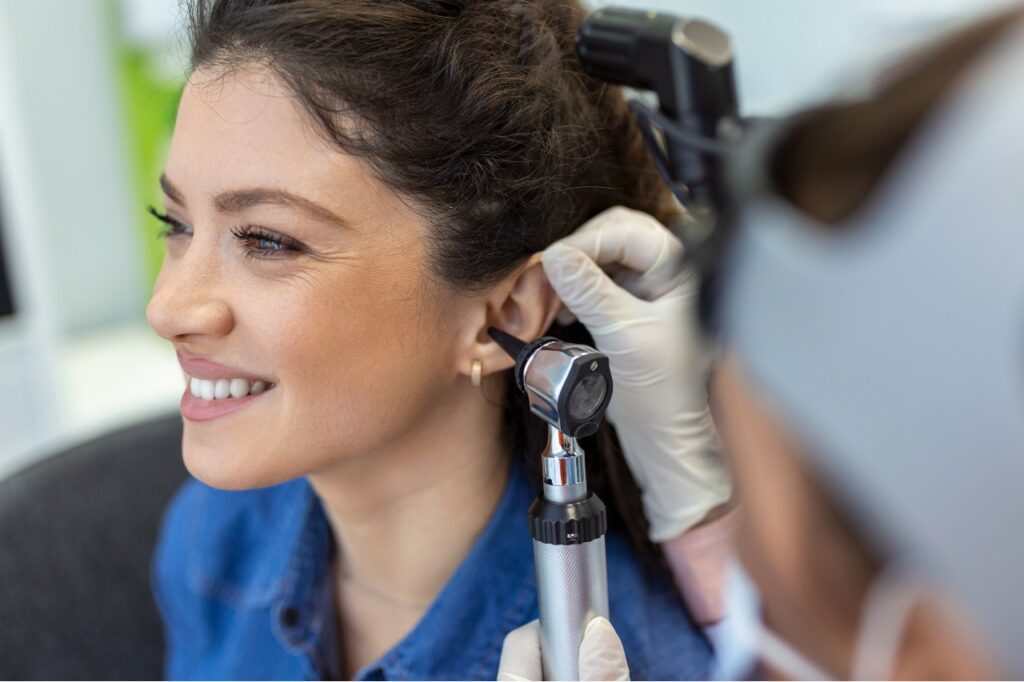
[146,206,303,260]
[229,225,303,259]
[148,205,191,239]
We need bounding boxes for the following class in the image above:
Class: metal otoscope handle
[531,426,609,680]
[488,328,613,680]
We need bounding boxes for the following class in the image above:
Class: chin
[180,433,299,491]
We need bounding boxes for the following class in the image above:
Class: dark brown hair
[186,0,680,571]
[772,5,1024,224]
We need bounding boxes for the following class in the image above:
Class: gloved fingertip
[541,243,587,281]
[496,672,531,682]
[583,616,615,641]
[541,240,574,261]
[580,617,630,681]
[542,240,629,330]
[555,306,577,326]
[498,620,543,681]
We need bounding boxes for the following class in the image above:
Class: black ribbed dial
[529,494,607,545]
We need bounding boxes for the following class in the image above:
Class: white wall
[1,0,145,334]
[0,0,180,478]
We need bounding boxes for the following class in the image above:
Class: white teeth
[188,375,271,400]
[214,379,230,399]
[229,378,250,398]
[199,379,215,400]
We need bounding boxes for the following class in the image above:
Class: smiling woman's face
[147,65,472,489]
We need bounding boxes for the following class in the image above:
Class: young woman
[146,0,713,678]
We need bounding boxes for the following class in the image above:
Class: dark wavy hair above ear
[186,0,683,577]
[771,5,1024,224]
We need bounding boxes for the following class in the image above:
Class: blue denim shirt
[152,461,712,680]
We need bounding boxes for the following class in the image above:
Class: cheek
[260,254,458,458]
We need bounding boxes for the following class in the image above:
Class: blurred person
[709,6,1024,677]
[144,0,727,679]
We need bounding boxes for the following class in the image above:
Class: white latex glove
[542,206,731,542]
[497,617,630,681]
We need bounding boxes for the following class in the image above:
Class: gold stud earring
[471,359,483,388]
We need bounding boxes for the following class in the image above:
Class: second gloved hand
[542,206,731,542]
[497,617,630,681]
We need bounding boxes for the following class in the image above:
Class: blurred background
[0,0,1016,480]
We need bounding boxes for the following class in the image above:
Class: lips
[176,351,275,383]
[176,351,277,422]
[179,387,272,422]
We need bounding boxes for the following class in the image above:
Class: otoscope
[488,327,613,681]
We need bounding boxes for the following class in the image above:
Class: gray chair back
[0,414,188,680]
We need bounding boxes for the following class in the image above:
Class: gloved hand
[542,206,731,542]
[496,617,630,681]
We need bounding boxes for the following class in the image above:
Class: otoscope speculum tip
[487,327,527,361]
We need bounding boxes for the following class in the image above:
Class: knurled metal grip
[533,535,610,680]
[530,492,611,680]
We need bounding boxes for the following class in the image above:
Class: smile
[189,376,270,400]
[180,374,277,422]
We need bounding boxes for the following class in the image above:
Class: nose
[147,249,234,343]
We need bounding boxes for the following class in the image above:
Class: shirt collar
[269,460,539,679]
[267,479,334,662]
[366,460,537,680]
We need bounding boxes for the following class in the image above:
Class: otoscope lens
[568,373,608,421]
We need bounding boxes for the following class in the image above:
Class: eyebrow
[159,173,351,230]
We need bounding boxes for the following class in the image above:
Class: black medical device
[576,6,745,275]
[488,327,612,681]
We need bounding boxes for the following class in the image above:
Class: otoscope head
[576,7,737,124]
[488,327,613,438]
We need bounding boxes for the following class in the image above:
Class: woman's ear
[456,253,562,381]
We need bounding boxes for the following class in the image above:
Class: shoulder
[150,477,322,679]
[152,476,312,614]
[604,532,714,680]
